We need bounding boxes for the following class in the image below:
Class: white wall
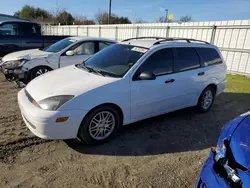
[42,20,250,76]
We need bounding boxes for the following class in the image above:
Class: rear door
[59,41,96,68]
[19,23,43,50]
[172,47,205,107]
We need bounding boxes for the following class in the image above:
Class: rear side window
[174,48,200,72]
[136,48,174,76]
[20,23,39,36]
[196,48,222,66]
[98,42,114,51]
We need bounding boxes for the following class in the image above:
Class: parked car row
[1,35,249,187]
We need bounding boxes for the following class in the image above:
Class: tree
[95,11,131,24]
[74,15,95,25]
[14,5,52,22]
[179,16,192,22]
[56,10,74,25]
[134,18,147,24]
[155,16,166,23]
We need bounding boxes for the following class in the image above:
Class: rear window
[196,48,222,66]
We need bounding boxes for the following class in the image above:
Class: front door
[130,48,179,120]
[59,41,96,68]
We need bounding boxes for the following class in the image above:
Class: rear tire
[77,105,122,145]
[197,86,216,113]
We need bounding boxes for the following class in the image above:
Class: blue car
[196,111,250,188]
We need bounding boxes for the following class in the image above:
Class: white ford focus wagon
[18,37,227,145]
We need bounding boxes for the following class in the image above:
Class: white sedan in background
[1,37,116,83]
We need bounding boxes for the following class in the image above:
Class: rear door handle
[165,79,175,84]
[198,72,205,76]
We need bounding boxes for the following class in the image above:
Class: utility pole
[108,0,112,24]
[165,9,168,23]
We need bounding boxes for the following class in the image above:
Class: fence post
[210,25,217,44]
[115,26,118,40]
[69,26,71,36]
[136,26,139,37]
[76,26,79,36]
[62,27,64,36]
[99,26,101,37]
[86,27,89,37]
[165,26,170,38]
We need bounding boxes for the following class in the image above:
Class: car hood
[2,49,53,62]
[25,65,119,102]
[230,115,250,171]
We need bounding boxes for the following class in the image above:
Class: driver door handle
[165,79,175,84]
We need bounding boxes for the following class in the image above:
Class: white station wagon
[18,37,227,145]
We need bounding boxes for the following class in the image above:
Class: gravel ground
[0,73,250,188]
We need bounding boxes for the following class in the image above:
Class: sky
[0,0,250,22]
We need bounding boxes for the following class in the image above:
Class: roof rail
[122,37,168,42]
[153,38,210,45]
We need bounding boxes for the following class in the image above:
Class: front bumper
[18,88,88,139]
[196,150,230,188]
[1,66,29,83]
[0,65,15,79]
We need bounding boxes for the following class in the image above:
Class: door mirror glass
[66,50,74,56]
[139,71,156,80]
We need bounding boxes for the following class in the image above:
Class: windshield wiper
[78,64,91,72]
[87,67,106,77]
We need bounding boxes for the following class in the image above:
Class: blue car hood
[230,116,250,171]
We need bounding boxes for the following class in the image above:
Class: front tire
[197,86,216,112]
[29,66,51,81]
[77,105,121,145]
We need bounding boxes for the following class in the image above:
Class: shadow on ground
[65,92,250,156]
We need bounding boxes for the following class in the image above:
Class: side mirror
[139,71,156,80]
[66,50,74,56]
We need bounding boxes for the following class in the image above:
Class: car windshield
[80,44,148,77]
[45,38,77,53]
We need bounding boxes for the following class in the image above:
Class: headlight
[4,59,28,68]
[37,95,74,111]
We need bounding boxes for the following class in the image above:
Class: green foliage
[179,16,192,22]
[14,5,52,21]
[95,11,131,24]
[56,10,74,25]
[226,74,250,93]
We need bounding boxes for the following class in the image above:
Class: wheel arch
[27,65,53,81]
[197,83,217,105]
[82,103,124,125]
